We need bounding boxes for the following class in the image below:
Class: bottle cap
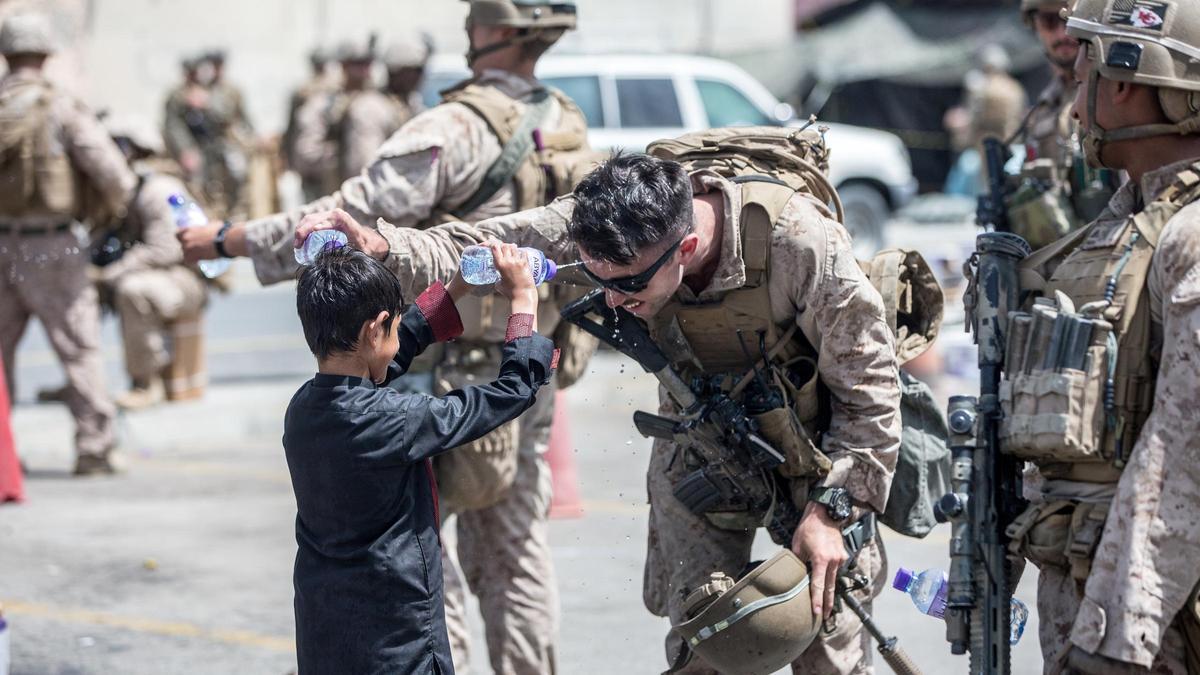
[167,193,185,207]
[892,567,914,592]
[544,259,557,282]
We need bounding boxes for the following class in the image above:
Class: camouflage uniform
[1022,160,1200,673]
[966,71,1028,150]
[240,68,583,675]
[97,171,208,387]
[0,67,135,466]
[290,88,411,198]
[376,170,903,674]
[1023,76,1076,170]
[162,77,252,219]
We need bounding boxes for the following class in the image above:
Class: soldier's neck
[682,192,725,292]
[1119,136,1200,188]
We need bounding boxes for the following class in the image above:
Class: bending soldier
[0,13,136,475]
[179,2,597,672]
[296,136,906,674]
[999,1,1200,672]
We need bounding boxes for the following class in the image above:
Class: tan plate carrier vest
[0,78,81,221]
[424,80,602,514]
[1005,162,1200,627]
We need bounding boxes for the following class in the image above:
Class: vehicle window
[696,79,772,127]
[421,72,469,109]
[542,76,605,128]
[615,78,683,128]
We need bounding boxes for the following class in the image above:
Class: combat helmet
[1067,0,1200,165]
[0,13,57,56]
[1020,0,1068,16]
[462,0,576,64]
[668,550,819,675]
[104,114,164,157]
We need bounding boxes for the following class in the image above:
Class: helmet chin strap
[1083,66,1200,168]
[465,31,538,67]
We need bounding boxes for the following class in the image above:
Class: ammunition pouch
[1007,175,1078,251]
[1005,499,1108,582]
[999,294,1114,464]
[431,342,519,514]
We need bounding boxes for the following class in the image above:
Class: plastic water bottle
[294,230,349,265]
[459,245,557,286]
[892,567,1029,645]
[168,193,229,279]
[0,608,9,675]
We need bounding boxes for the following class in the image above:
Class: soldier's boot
[73,449,123,477]
[36,385,70,403]
[116,377,164,411]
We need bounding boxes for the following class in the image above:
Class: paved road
[1,274,1042,674]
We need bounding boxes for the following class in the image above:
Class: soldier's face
[1033,7,1079,70]
[580,237,695,320]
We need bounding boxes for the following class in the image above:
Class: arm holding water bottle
[294,196,579,301]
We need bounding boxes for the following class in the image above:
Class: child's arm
[390,270,472,375]
[367,242,558,464]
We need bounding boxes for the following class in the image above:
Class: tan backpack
[0,79,78,219]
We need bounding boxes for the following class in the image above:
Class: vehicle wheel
[837,183,890,257]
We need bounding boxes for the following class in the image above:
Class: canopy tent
[735,2,1050,190]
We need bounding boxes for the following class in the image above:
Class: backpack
[649,126,951,539]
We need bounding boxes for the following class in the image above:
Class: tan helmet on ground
[462,0,576,64]
[0,12,57,56]
[667,550,819,675]
[1067,0,1200,166]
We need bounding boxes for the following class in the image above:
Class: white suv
[421,54,917,255]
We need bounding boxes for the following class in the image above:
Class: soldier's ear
[678,233,700,263]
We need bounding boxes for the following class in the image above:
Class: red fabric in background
[0,353,25,503]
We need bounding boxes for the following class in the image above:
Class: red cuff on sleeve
[550,349,561,370]
[414,281,464,342]
[505,313,535,342]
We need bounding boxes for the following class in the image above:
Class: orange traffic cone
[0,353,24,503]
[547,391,582,519]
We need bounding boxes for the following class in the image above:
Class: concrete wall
[1,0,794,136]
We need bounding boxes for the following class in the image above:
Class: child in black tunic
[283,245,555,674]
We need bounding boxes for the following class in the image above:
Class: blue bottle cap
[892,567,915,592]
[544,258,557,282]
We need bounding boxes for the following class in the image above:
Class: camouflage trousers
[442,384,559,675]
[0,229,114,458]
[111,266,208,382]
[1035,565,1188,674]
[645,438,887,675]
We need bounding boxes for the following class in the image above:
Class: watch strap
[213,220,233,259]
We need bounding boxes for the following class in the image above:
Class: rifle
[560,289,800,545]
[935,137,1031,674]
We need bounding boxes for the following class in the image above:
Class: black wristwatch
[213,220,234,259]
[810,486,852,522]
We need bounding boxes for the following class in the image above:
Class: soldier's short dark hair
[568,152,693,265]
[296,247,405,359]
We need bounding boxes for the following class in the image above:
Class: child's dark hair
[296,247,405,359]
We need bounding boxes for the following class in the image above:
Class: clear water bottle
[892,567,1029,645]
[168,193,230,279]
[459,245,557,286]
[0,607,9,675]
[294,230,349,265]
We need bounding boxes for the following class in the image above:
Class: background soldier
[94,115,208,411]
[1001,1,1200,672]
[0,13,136,475]
[291,37,409,197]
[1008,0,1117,249]
[282,47,339,199]
[297,141,906,674]
[964,44,1027,152]
[383,32,433,118]
[179,2,595,672]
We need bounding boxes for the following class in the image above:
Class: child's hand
[446,265,471,302]
[488,240,538,315]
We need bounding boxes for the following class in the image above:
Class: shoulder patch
[1107,1,1169,32]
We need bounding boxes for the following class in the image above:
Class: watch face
[831,491,852,520]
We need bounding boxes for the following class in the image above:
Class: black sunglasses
[581,236,685,295]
